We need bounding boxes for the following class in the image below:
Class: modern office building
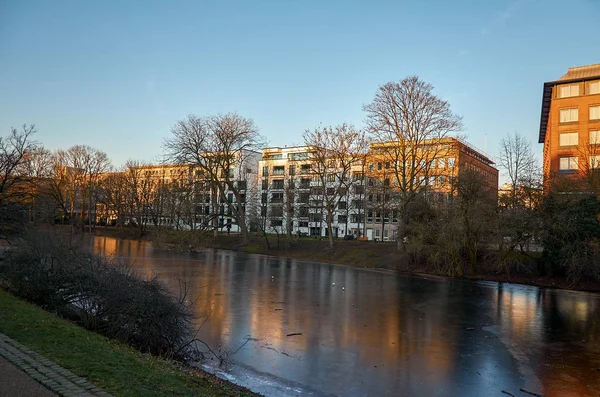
[364,137,498,241]
[259,138,498,241]
[539,64,600,188]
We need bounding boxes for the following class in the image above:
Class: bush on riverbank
[0,230,192,357]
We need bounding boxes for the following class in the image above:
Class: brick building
[539,64,600,188]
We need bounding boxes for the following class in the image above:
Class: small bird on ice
[332,282,335,286]
[342,286,345,290]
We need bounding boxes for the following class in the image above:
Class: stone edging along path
[0,332,114,397]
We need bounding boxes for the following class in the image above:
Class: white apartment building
[258,146,367,238]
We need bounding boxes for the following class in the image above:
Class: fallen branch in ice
[501,391,515,397]
[519,388,545,397]
[286,332,302,337]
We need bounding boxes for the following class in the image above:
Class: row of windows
[368,157,456,171]
[558,81,600,98]
[559,130,600,147]
[559,156,600,171]
[559,106,600,123]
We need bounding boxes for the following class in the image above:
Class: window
[437,175,445,186]
[271,193,283,203]
[270,219,283,227]
[327,174,336,182]
[237,180,247,190]
[299,221,309,227]
[589,81,600,95]
[300,164,311,174]
[559,156,578,171]
[558,84,579,98]
[298,206,309,217]
[560,108,578,123]
[272,179,284,189]
[590,105,600,120]
[377,162,382,170]
[350,214,363,223]
[299,193,310,203]
[289,165,296,176]
[273,166,285,175]
[591,130,600,145]
[262,166,269,177]
[261,180,268,190]
[270,206,283,217]
[438,158,445,168]
[559,132,578,147]
[309,213,322,222]
[289,152,308,161]
[338,201,347,210]
[590,156,600,169]
[448,157,456,168]
[337,215,347,223]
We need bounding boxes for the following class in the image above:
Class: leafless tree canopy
[498,133,537,190]
[364,76,462,246]
[364,76,462,199]
[0,124,39,206]
[164,113,266,244]
[303,124,368,247]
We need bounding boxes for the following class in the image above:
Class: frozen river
[91,236,600,397]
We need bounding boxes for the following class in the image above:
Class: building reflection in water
[91,236,600,397]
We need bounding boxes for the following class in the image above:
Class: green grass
[0,288,256,397]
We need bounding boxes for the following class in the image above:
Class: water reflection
[91,237,600,397]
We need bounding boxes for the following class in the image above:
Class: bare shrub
[0,230,192,356]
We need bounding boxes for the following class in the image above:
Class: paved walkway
[0,333,114,397]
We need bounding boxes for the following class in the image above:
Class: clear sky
[1,0,599,175]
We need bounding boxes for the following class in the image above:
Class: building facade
[259,139,498,241]
[98,150,260,231]
[363,138,498,241]
[539,64,600,188]
[258,146,366,238]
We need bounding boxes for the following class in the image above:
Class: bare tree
[303,124,367,247]
[364,76,463,248]
[0,124,38,236]
[61,145,111,230]
[577,134,600,194]
[498,132,537,207]
[97,169,128,226]
[0,125,38,206]
[164,113,265,245]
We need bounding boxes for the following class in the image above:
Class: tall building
[258,146,366,238]
[364,137,498,241]
[259,139,498,241]
[539,64,600,188]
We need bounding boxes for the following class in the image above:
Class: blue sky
[1,0,599,177]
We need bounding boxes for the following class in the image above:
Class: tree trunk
[327,209,334,248]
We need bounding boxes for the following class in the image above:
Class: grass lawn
[0,288,257,397]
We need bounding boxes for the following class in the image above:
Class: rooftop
[558,64,600,81]
[539,63,600,143]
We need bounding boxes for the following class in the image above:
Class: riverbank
[0,288,259,397]
[90,227,600,292]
